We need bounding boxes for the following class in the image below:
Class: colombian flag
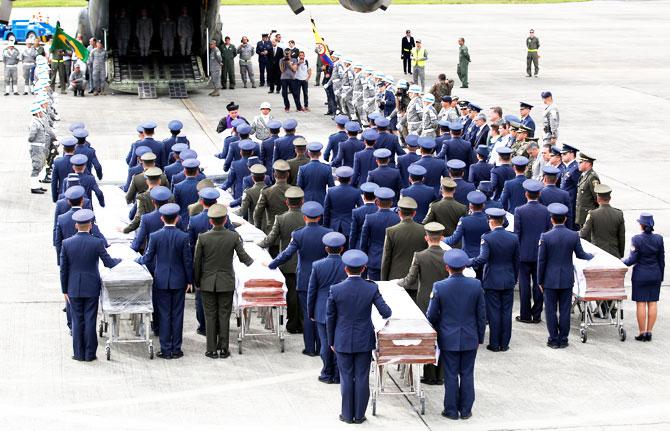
[50,22,89,62]
[311,18,333,67]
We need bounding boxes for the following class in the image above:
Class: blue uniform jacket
[324,130,348,165]
[367,165,403,202]
[622,232,665,284]
[426,273,486,351]
[60,233,120,297]
[260,134,279,172]
[173,177,200,222]
[559,160,580,202]
[469,227,519,290]
[400,183,437,222]
[324,184,363,235]
[514,201,551,262]
[360,209,399,269]
[123,164,143,192]
[53,197,92,245]
[273,134,298,162]
[137,226,193,289]
[435,135,450,159]
[375,132,405,166]
[221,156,251,199]
[307,254,347,323]
[74,144,103,179]
[349,203,377,250]
[161,135,189,167]
[537,225,593,289]
[382,90,395,117]
[126,139,142,166]
[490,164,515,201]
[414,155,449,193]
[444,211,490,257]
[297,160,334,204]
[224,140,260,172]
[50,154,72,202]
[442,138,476,175]
[269,223,333,291]
[55,208,107,264]
[521,115,536,136]
[62,172,104,207]
[539,184,571,209]
[136,137,165,168]
[397,152,421,188]
[500,174,527,213]
[453,178,476,206]
[352,148,376,187]
[332,137,364,168]
[326,276,392,352]
[467,160,493,188]
[171,171,205,190]
[163,160,183,185]
[216,135,239,160]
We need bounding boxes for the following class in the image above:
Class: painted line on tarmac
[181,98,220,153]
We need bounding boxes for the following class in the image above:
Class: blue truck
[0,19,54,44]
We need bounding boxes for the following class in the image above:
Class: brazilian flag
[50,22,89,62]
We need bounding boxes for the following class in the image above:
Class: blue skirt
[632,281,661,302]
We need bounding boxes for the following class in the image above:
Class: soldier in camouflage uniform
[253,160,291,240]
[541,91,559,144]
[236,164,268,228]
[325,53,344,114]
[208,40,223,96]
[3,42,21,95]
[339,59,355,118]
[363,69,378,119]
[575,152,600,227]
[159,15,176,57]
[237,36,256,88]
[177,7,194,56]
[526,29,540,77]
[510,124,531,157]
[90,41,107,95]
[136,9,153,57]
[28,104,51,194]
[404,84,424,136]
[420,94,438,137]
[115,8,131,56]
[351,64,365,123]
[20,40,38,95]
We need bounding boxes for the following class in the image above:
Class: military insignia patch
[592,179,600,188]
[430,291,434,300]
[538,239,543,245]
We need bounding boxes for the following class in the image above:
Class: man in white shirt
[294,51,312,112]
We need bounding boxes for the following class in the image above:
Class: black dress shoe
[354,416,367,424]
[635,333,647,341]
[318,376,332,384]
[302,349,318,357]
[85,356,97,362]
[646,333,652,341]
[205,351,219,359]
[546,342,560,349]
[157,351,172,359]
[72,355,84,361]
[558,342,569,349]
[31,188,45,194]
[515,316,534,324]
[532,318,542,324]
[220,349,231,358]
[420,377,437,385]
[460,412,472,420]
[339,415,353,424]
[172,350,184,359]
[486,345,500,352]
[268,90,274,94]
[500,346,509,352]
[441,411,459,420]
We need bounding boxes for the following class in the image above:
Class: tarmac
[1,2,670,430]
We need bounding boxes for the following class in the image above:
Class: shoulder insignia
[429,291,434,300]
[481,239,485,245]
[538,239,543,246]
[592,179,599,188]
[630,245,636,253]
[585,213,591,222]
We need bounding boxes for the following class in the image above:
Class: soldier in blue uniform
[477,181,502,210]
[297,142,334,205]
[559,144,580,230]
[415,137,449,194]
[537,203,593,348]
[268,202,333,356]
[53,177,93,247]
[170,150,205,188]
[173,158,202,225]
[400,164,437,222]
[273,119,300,162]
[490,147,514,200]
[359,187,399,280]
[397,134,420,188]
[221,139,254,200]
[435,120,451,158]
[349,182,379,250]
[308,232,347,384]
[55,186,107,265]
[427,249,486,420]
[324,166,363,242]
[468,208,519,352]
[332,121,364,168]
[519,102,536,136]
[135,121,166,168]
[539,165,571,217]
[136,203,194,359]
[72,128,103,180]
[447,159,475,206]
[125,124,146,166]
[352,129,378,187]
[123,146,152,193]
[215,118,245,161]
[367,148,403,203]
[68,154,105,207]
[514,179,552,324]
[444,191,490,271]
[500,156,529,213]
[374,117,405,166]
[51,137,76,202]
[163,143,189,185]
[439,122,476,176]
[260,119,282,173]
[131,186,173,254]
[161,120,189,166]
[468,145,493,188]
[224,124,259,172]
[327,249,392,424]
[60,209,121,361]
[324,115,349,165]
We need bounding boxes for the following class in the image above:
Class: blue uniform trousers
[484,289,514,349]
[519,261,543,321]
[316,322,339,382]
[441,349,477,417]
[298,290,319,354]
[544,288,572,345]
[65,300,72,329]
[70,297,99,360]
[336,351,372,421]
[195,290,205,333]
[367,268,380,282]
[156,289,186,355]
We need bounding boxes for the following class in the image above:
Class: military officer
[89,41,107,95]
[399,222,448,384]
[68,155,105,207]
[171,150,205,188]
[53,177,93,238]
[163,143,189,185]
[188,179,215,217]
[161,120,189,166]
[352,129,378,187]
[124,167,169,234]
[367,149,403,203]
[559,144,580,229]
[539,165,571,216]
[72,128,103,180]
[220,36,237,89]
[136,9,153,57]
[221,139,255,200]
[439,121,475,173]
[457,38,471,88]
[446,159,475,206]
[526,30,540,77]
[55,186,107,265]
[125,153,168,205]
[323,166,363,242]
[131,186,173,255]
[468,208,519,352]
[115,8,131,56]
[579,183,625,258]
[20,40,37,95]
[259,119,281,172]
[209,40,223,96]
[575,152,600,228]
[133,121,165,168]
[173,158,202,224]
[237,164,268,224]
[500,156,530,213]
[194,204,254,358]
[332,121,364,168]
[327,249,392,424]
[514,180,551,323]
[51,138,76,203]
[380,197,427,283]
[60,209,121,361]
[375,118,405,166]
[400,164,437,222]
[415,137,449,193]
[349,182,379,250]
[125,124,146,166]
[397,135,421,188]
[224,124,257,172]
[297,142,334,205]
[427,249,485,420]
[268,202,333,356]
[3,41,21,95]
[273,119,299,162]
[423,178,468,236]
[359,187,399,280]
[136,203,193,359]
[254,160,291,240]
[324,115,349,165]
[478,181,502,210]
[257,186,305,332]
[287,138,310,185]
[307,232,347,384]
[177,7,194,56]
[519,102,536,136]
[537,203,593,348]
[444,191,490,269]
[541,91,559,144]
[421,94,438,137]
[404,85,424,136]
[237,36,256,88]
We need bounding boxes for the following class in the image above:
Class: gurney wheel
[98,322,103,338]
[105,346,111,361]
[279,338,285,353]
[149,345,154,359]
[580,329,587,343]
[420,397,425,415]
[372,399,377,416]
[238,339,243,355]
[619,327,626,342]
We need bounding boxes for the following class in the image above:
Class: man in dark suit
[427,249,486,420]
[381,197,427,282]
[327,250,392,424]
[193,204,253,358]
[469,208,519,352]
[514,179,552,323]
[256,33,272,87]
[267,39,283,93]
[60,209,121,361]
[401,30,416,75]
[307,232,347,384]
[537,203,593,348]
[136,203,193,359]
[559,144,581,230]
[471,113,490,149]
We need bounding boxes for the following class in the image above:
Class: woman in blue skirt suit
[622,213,665,341]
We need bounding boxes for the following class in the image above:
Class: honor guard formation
[13,20,666,426]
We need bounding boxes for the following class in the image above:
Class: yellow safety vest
[411,48,426,67]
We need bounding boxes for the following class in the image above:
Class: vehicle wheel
[105,346,111,360]
[580,329,587,344]
[279,338,285,353]
[26,31,36,41]
[238,339,242,355]
[149,345,154,359]
[619,327,626,342]
[7,34,16,44]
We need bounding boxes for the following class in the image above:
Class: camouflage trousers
[30,144,46,177]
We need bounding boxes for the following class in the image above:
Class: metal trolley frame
[99,312,154,360]
[371,354,429,416]
[573,295,627,343]
[235,304,286,354]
